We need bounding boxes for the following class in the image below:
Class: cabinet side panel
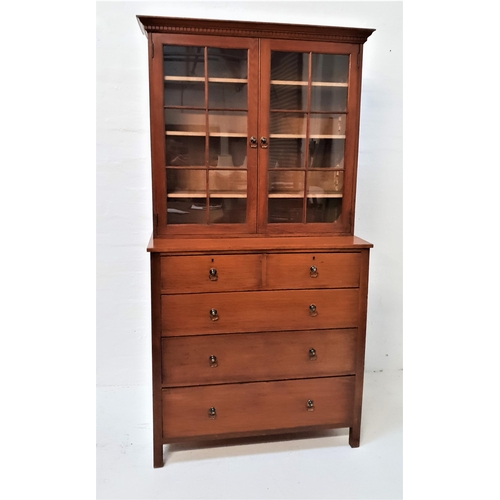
[349,247,370,446]
[150,253,164,466]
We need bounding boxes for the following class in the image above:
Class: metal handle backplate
[310,265,318,278]
[309,304,317,317]
[306,399,315,411]
[210,308,219,321]
[209,268,218,281]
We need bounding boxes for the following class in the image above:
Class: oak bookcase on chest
[137,15,374,467]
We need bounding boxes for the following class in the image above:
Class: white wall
[97,1,403,386]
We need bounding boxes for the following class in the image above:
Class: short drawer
[162,288,359,336]
[162,329,357,386]
[161,254,262,293]
[265,252,360,289]
[162,376,355,439]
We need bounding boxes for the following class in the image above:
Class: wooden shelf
[269,192,343,199]
[166,131,246,137]
[271,80,348,87]
[164,76,248,83]
[270,134,346,139]
[168,191,247,199]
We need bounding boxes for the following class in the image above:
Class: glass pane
[164,81,205,108]
[166,169,207,224]
[310,114,346,137]
[310,86,347,112]
[270,112,306,137]
[209,111,246,136]
[209,82,247,109]
[306,198,342,223]
[270,84,308,110]
[209,169,247,195]
[269,170,304,198]
[208,136,247,168]
[312,54,349,83]
[268,199,303,223]
[165,109,205,134]
[268,138,306,169]
[208,48,247,79]
[271,52,308,81]
[163,46,205,78]
[166,135,205,167]
[308,138,345,169]
[307,170,344,197]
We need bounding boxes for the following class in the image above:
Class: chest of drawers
[149,236,372,467]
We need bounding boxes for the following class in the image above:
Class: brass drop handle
[250,136,258,148]
[309,348,317,361]
[310,265,318,278]
[209,268,218,281]
[210,308,219,321]
[208,407,217,419]
[209,355,218,367]
[309,304,318,317]
[306,399,315,411]
[260,136,268,149]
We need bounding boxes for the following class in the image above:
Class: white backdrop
[96,0,403,387]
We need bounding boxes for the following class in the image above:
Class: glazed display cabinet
[137,15,374,467]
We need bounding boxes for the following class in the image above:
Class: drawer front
[162,376,354,439]
[161,254,262,293]
[162,289,359,336]
[162,329,357,386]
[266,252,360,289]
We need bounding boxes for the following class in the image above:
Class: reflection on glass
[312,54,349,83]
[268,170,304,197]
[308,139,345,169]
[306,198,342,223]
[166,136,205,166]
[310,114,346,137]
[270,84,307,110]
[310,86,347,112]
[209,137,246,167]
[164,81,205,108]
[209,169,247,194]
[271,52,308,81]
[208,48,247,79]
[165,109,205,134]
[209,82,247,109]
[307,170,344,197]
[163,46,205,78]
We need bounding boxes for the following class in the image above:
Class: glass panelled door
[159,37,257,232]
[261,40,357,232]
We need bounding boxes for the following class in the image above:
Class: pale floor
[97,370,402,500]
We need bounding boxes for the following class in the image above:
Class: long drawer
[162,288,360,336]
[162,376,355,439]
[162,329,357,386]
[161,252,360,294]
